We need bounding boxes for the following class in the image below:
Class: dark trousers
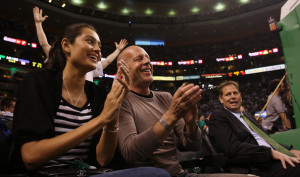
[91,167,170,177]
[260,160,300,177]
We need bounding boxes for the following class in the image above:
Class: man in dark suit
[209,80,300,177]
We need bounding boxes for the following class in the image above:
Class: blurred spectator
[0,97,16,121]
[0,97,14,170]
[262,79,291,134]
[282,83,296,129]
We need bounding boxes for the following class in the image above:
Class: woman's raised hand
[99,60,130,124]
[33,6,48,23]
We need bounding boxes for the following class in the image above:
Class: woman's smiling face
[66,27,102,72]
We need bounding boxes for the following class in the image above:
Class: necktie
[240,113,295,157]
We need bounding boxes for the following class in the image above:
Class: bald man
[116,46,248,177]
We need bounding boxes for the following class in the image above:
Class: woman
[12,23,169,177]
[33,6,128,82]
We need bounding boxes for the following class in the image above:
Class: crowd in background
[0,14,293,130]
[0,15,283,76]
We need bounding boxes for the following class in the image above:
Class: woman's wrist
[116,48,122,52]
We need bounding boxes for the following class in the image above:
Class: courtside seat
[177,129,225,173]
[177,129,270,175]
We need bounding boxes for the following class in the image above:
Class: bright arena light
[214,3,225,11]
[72,0,83,5]
[191,7,200,13]
[145,8,153,15]
[239,0,250,4]
[97,2,108,10]
[168,10,176,16]
[62,3,66,8]
[121,8,130,14]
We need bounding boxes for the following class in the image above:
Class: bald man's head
[117,45,141,63]
[117,45,153,89]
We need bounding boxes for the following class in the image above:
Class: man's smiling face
[122,46,153,88]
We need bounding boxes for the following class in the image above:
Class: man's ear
[219,95,223,104]
[61,38,71,55]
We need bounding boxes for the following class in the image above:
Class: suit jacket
[209,107,274,158]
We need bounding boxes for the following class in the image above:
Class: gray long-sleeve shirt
[262,93,285,130]
[118,91,202,176]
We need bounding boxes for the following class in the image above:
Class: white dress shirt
[225,108,272,149]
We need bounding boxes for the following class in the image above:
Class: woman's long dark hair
[47,23,97,71]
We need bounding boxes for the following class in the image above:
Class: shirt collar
[224,107,241,119]
[130,90,153,98]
